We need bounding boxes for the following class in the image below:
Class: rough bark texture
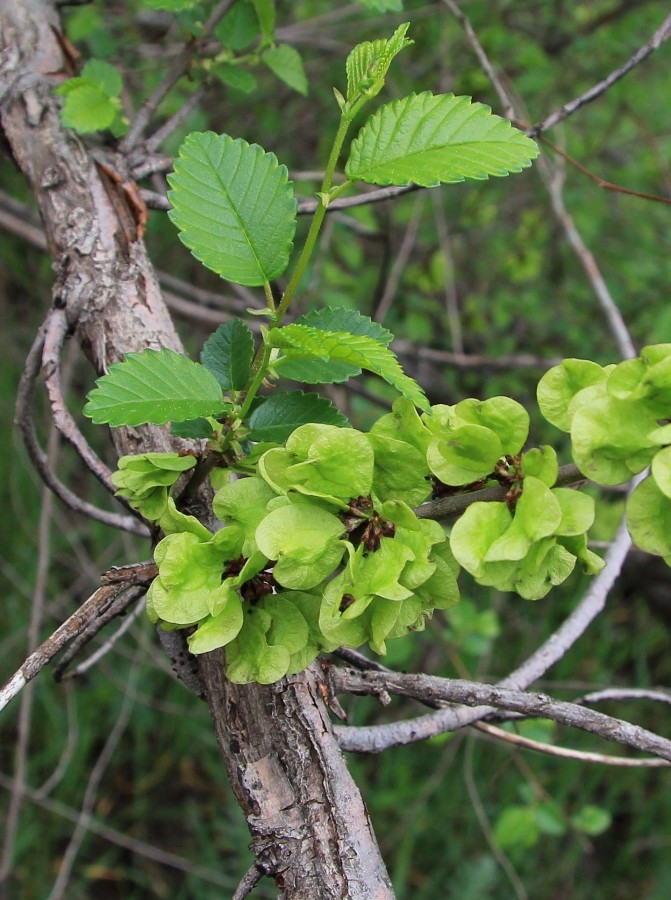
[0,3,394,895]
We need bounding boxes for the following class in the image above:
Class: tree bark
[0,2,394,895]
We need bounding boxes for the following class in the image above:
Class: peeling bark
[0,2,394,895]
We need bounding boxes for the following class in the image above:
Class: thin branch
[54,589,147,681]
[232,863,265,900]
[332,667,671,762]
[414,463,584,521]
[145,83,206,153]
[374,193,425,322]
[298,184,420,215]
[15,325,148,535]
[578,687,671,706]
[539,136,671,206]
[473,721,671,767]
[42,308,119,495]
[440,0,515,118]
[530,9,671,136]
[0,563,157,713]
[121,0,236,150]
[546,163,637,359]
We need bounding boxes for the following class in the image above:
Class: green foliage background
[1,1,671,897]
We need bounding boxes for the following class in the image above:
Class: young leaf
[345,23,412,103]
[346,92,539,187]
[83,348,226,426]
[269,325,430,412]
[294,306,393,345]
[214,0,259,50]
[211,63,258,94]
[167,132,296,287]
[263,45,308,96]
[200,319,254,391]
[58,84,118,133]
[252,0,275,42]
[79,59,122,97]
[246,391,349,442]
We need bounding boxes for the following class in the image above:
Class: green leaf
[345,23,412,103]
[521,446,558,486]
[454,397,529,456]
[627,476,671,558]
[246,392,349,442]
[211,63,258,94]
[187,596,244,654]
[652,446,671,499]
[59,84,118,133]
[537,359,607,432]
[493,806,539,851]
[294,306,393,345]
[252,0,275,41]
[346,92,539,187]
[171,417,216,439]
[263,44,308,96]
[427,424,502,485]
[80,59,122,97]
[269,324,430,412]
[214,1,259,50]
[201,319,254,391]
[168,132,296,286]
[274,308,392,384]
[571,805,612,836]
[84,349,226,426]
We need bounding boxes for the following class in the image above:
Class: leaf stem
[274,112,353,323]
[238,342,272,420]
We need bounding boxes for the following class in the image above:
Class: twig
[539,135,671,206]
[414,463,584,521]
[546,164,637,360]
[232,863,264,900]
[530,10,671,136]
[440,0,515,119]
[332,668,671,762]
[42,308,119,495]
[578,687,671,706]
[0,563,157,713]
[374,193,425,322]
[15,325,148,535]
[145,84,206,153]
[122,0,236,150]
[53,588,147,681]
[298,184,419,215]
[473,721,670,767]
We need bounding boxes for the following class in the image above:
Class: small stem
[238,342,272,420]
[263,279,276,313]
[275,114,353,323]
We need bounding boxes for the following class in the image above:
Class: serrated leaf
[346,92,539,187]
[263,44,308,96]
[168,132,296,286]
[83,348,226,426]
[214,0,259,49]
[345,23,412,102]
[274,356,360,384]
[246,392,349,442]
[294,306,393,345]
[269,324,430,412]
[59,84,118,133]
[201,319,254,390]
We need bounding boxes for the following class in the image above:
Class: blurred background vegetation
[1,0,671,897]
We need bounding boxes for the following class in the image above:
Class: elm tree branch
[530,9,671,136]
[332,668,671,762]
[15,325,148,535]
